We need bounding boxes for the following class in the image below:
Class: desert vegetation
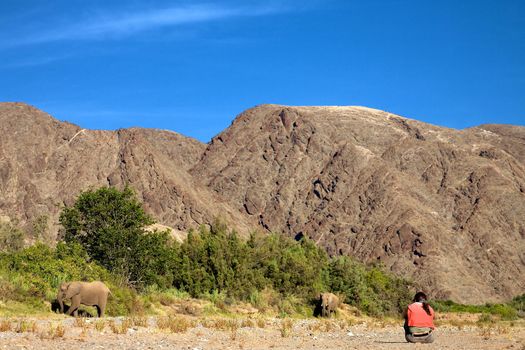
[0,187,415,318]
[1,186,524,326]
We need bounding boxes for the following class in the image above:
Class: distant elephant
[316,292,339,318]
[57,281,110,317]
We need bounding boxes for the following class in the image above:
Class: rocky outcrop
[1,102,524,304]
[0,103,254,240]
[192,105,525,303]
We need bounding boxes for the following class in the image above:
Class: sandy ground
[0,317,524,350]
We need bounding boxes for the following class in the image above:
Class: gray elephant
[317,292,339,318]
[57,281,110,317]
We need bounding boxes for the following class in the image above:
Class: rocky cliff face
[0,103,254,239]
[1,102,524,303]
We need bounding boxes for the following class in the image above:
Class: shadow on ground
[50,300,94,317]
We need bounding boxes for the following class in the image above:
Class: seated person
[404,291,435,343]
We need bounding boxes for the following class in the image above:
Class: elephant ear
[60,282,70,291]
[65,282,81,299]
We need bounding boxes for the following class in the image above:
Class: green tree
[59,186,173,287]
[249,233,329,298]
[328,256,412,316]
[175,223,262,299]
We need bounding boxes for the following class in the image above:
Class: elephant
[316,292,339,318]
[57,281,110,317]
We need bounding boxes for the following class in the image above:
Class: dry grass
[108,320,121,334]
[94,320,106,332]
[447,319,476,330]
[74,317,88,328]
[178,300,201,316]
[240,318,255,328]
[307,321,321,332]
[256,318,266,328]
[434,312,480,330]
[307,319,338,333]
[109,318,131,334]
[373,318,399,329]
[74,317,90,339]
[229,327,238,340]
[209,318,222,329]
[228,320,240,340]
[40,324,66,339]
[79,325,88,339]
[130,315,148,327]
[201,318,239,331]
[341,317,356,327]
[157,316,193,333]
[53,324,66,338]
[200,317,240,339]
[479,325,492,340]
[158,294,176,306]
[0,320,12,332]
[477,313,496,324]
[280,318,294,338]
[15,320,37,333]
[477,321,512,340]
[496,324,510,335]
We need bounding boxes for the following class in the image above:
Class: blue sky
[1,0,524,142]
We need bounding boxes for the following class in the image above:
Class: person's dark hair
[413,291,432,316]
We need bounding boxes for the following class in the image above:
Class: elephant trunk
[57,294,64,313]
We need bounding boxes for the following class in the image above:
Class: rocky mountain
[0,103,254,238]
[1,102,524,304]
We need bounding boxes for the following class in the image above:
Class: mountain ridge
[1,102,524,304]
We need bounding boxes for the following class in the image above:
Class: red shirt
[407,302,435,329]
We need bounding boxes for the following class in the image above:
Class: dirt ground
[1,317,524,350]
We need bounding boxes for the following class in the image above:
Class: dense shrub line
[15,186,525,318]
[431,298,524,321]
[2,187,524,318]
[55,187,414,316]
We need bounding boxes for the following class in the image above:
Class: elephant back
[89,281,110,293]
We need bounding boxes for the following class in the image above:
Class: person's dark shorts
[405,330,434,343]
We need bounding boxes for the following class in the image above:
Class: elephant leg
[67,295,81,316]
[98,298,107,317]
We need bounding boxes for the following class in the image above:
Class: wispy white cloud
[9,3,284,46]
[0,52,75,69]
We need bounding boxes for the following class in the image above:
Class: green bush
[175,224,329,301]
[488,304,518,320]
[5,186,525,318]
[249,233,329,299]
[175,223,262,299]
[509,293,525,315]
[54,186,422,316]
[0,242,110,297]
[328,256,412,316]
[172,223,411,316]
[59,186,175,287]
[0,241,145,316]
[431,300,519,320]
